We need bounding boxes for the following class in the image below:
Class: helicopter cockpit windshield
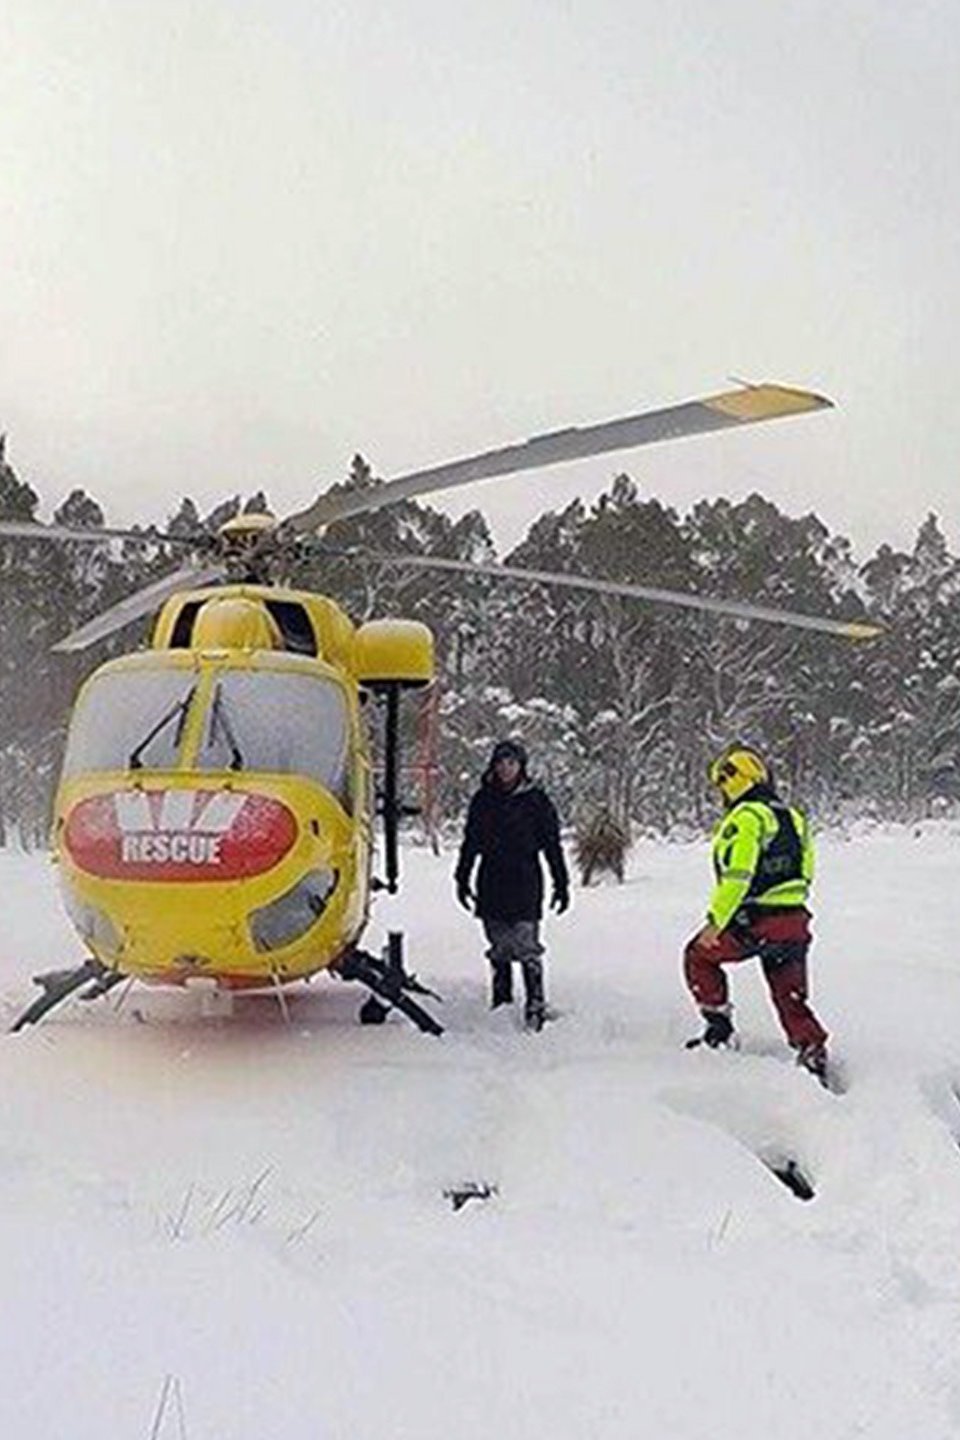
[195,671,352,808]
[62,664,354,810]
[63,670,197,777]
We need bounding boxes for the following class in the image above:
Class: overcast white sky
[1,0,958,559]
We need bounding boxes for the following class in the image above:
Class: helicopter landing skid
[10,958,126,1033]
[335,934,443,1036]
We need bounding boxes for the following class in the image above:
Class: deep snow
[1,826,960,1438]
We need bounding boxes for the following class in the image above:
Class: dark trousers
[482,919,545,1006]
[683,908,827,1051]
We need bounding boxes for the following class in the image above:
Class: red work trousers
[683,908,828,1051]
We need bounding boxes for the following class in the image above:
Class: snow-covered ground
[2,826,960,1439]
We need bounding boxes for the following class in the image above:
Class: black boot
[796,1041,828,1082]
[685,1008,735,1050]
[522,962,546,1031]
[490,964,513,1009]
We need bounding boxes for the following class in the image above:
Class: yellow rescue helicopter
[0,382,880,1034]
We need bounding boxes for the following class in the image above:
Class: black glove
[550,884,570,915]
[456,877,474,912]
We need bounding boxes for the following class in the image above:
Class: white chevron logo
[114,791,246,866]
[114,791,245,835]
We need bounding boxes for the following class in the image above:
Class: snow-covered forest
[1,439,955,842]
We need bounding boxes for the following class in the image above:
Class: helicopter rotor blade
[0,518,203,548]
[314,545,881,641]
[287,382,833,532]
[51,563,226,653]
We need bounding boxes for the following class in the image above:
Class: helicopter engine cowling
[191,597,283,652]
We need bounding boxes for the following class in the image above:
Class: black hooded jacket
[455,765,569,923]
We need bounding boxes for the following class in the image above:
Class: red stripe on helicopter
[63,790,297,881]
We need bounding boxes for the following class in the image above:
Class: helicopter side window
[62,671,197,777]
[264,601,318,656]
[169,602,203,648]
[195,672,353,808]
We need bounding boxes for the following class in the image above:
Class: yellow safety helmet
[708,745,769,803]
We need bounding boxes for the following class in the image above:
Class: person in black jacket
[454,738,570,1030]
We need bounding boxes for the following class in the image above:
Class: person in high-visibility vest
[683,745,830,1080]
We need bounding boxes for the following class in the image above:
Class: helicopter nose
[63,787,298,881]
